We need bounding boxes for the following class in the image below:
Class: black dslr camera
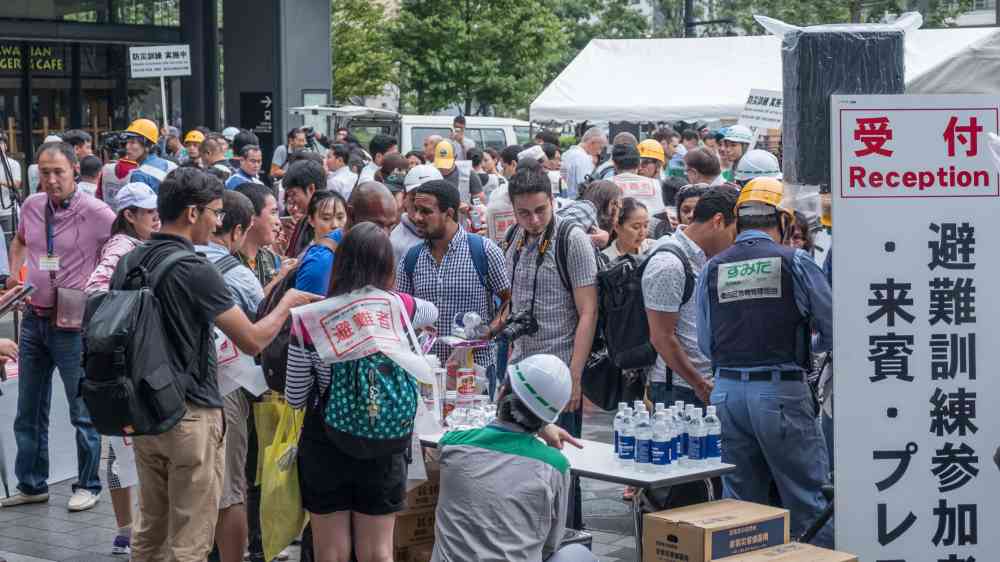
[498,310,539,343]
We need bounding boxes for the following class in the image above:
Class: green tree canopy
[331,0,396,103]
[392,0,568,115]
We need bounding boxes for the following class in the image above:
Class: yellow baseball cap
[434,140,455,170]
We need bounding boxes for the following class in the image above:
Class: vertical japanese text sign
[832,94,1000,562]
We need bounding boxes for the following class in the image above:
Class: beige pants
[132,403,225,562]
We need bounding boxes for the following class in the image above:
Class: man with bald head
[423,134,443,164]
[294,181,398,295]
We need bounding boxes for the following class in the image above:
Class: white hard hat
[403,164,443,192]
[222,127,240,142]
[723,125,754,145]
[507,354,572,424]
[734,149,782,182]
[43,134,63,143]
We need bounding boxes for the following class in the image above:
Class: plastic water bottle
[634,411,653,473]
[668,407,681,462]
[686,408,707,467]
[654,402,666,415]
[613,402,628,457]
[704,405,722,465]
[633,400,645,414]
[650,411,672,472]
[618,407,635,469]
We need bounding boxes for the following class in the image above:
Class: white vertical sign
[833,94,1000,561]
[128,44,191,128]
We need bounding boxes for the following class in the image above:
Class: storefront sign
[738,89,783,131]
[832,94,999,561]
[0,44,108,76]
[128,44,191,78]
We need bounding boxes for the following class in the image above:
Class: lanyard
[44,200,57,283]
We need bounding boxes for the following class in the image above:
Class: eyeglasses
[191,205,226,222]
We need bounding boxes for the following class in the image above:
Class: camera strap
[510,219,556,320]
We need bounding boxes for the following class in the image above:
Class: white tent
[530,28,1000,123]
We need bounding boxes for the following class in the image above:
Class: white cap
[507,354,572,424]
[734,149,782,182]
[43,134,63,143]
[403,164,443,192]
[517,145,547,165]
[114,182,158,213]
[222,127,240,142]
[723,125,754,144]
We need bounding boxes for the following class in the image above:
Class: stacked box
[643,499,789,562]
[724,542,858,561]
[394,467,440,560]
[782,29,905,187]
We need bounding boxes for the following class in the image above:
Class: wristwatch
[0,274,10,289]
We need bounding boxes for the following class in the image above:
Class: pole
[684,0,694,37]
[160,75,169,127]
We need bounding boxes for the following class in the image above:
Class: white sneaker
[0,492,49,507]
[67,489,99,512]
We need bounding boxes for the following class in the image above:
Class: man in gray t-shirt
[642,185,738,406]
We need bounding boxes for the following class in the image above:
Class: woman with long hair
[285,223,437,562]
[83,182,160,556]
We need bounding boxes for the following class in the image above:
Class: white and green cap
[507,354,572,424]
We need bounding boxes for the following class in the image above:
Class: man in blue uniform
[696,177,834,547]
[124,118,176,193]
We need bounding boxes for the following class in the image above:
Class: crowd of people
[0,114,834,562]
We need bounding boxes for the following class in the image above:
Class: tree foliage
[331,0,396,103]
[712,0,973,36]
[392,0,568,115]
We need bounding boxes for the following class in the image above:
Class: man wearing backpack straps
[503,162,599,530]
[395,180,510,396]
[193,190,267,562]
[643,185,739,407]
[122,168,317,562]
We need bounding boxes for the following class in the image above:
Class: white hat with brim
[115,182,158,213]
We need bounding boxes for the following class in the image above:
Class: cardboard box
[406,543,434,562]
[394,507,437,548]
[404,467,440,512]
[643,499,789,562]
[722,543,857,561]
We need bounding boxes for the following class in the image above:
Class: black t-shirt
[121,233,235,409]
[441,166,484,199]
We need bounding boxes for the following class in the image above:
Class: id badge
[39,256,60,272]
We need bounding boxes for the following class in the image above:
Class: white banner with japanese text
[291,287,433,384]
[833,94,999,562]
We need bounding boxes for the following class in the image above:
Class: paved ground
[0,366,637,562]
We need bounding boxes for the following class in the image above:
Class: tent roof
[530,28,1000,123]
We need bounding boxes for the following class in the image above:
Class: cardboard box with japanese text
[723,542,857,561]
[394,507,436,548]
[643,499,789,562]
[404,466,440,512]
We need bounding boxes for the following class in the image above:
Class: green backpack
[323,352,418,459]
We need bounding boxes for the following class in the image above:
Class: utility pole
[683,0,733,37]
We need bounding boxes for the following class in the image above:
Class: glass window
[411,127,451,152]
[479,128,506,151]
[114,0,180,26]
[514,126,531,145]
[351,125,392,151]
[1,1,180,26]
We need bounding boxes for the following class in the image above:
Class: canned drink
[457,368,476,395]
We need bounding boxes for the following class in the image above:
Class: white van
[289,105,532,155]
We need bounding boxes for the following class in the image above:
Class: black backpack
[256,237,339,393]
[81,248,205,436]
[597,244,693,371]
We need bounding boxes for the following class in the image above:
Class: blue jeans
[14,311,102,495]
[711,373,833,548]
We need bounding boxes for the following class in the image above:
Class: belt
[29,306,53,318]
[718,369,804,382]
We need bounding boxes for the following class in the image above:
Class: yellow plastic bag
[253,393,284,485]
[261,403,307,562]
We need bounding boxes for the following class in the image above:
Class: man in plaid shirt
[395,180,510,393]
[503,162,599,529]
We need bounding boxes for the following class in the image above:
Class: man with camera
[502,162,599,529]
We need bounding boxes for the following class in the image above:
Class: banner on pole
[129,45,191,78]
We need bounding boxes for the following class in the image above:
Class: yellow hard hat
[126,118,159,144]
[184,130,205,144]
[736,177,785,211]
[638,139,666,164]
